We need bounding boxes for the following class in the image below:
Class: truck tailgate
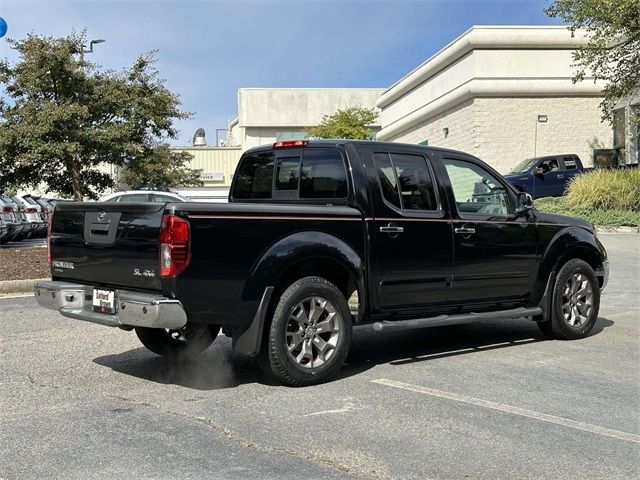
[50,202,165,291]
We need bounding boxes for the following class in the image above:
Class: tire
[537,259,600,340]
[259,276,353,387]
[135,322,221,359]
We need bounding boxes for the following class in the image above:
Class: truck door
[532,156,565,198]
[441,154,538,304]
[369,148,453,311]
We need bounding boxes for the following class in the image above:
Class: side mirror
[515,192,534,215]
[532,167,545,176]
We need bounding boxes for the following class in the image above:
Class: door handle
[454,227,475,235]
[380,224,404,234]
[557,174,564,179]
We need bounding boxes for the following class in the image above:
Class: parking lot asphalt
[0,233,638,480]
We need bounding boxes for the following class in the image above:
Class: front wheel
[537,259,600,340]
[259,276,352,387]
[135,322,221,359]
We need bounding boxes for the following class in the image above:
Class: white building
[229,88,385,150]
[173,88,384,200]
[376,26,618,172]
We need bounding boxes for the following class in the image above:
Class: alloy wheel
[285,296,342,368]
[561,273,594,327]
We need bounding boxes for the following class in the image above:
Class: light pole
[534,114,548,157]
[80,38,105,63]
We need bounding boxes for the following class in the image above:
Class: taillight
[47,209,55,265]
[26,207,37,214]
[2,206,11,213]
[273,140,308,149]
[159,214,191,278]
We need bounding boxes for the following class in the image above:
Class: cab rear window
[232,148,348,201]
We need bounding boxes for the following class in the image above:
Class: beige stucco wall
[388,96,612,173]
[475,97,611,172]
[171,147,242,187]
[387,99,477,153]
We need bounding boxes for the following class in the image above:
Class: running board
[372,307,543,332]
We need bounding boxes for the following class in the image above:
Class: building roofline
[238,87,386,92]
[377,25,588,109]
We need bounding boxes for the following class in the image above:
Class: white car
[14,195,47,237]
[99,191,192,203]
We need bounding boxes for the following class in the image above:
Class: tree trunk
[69,158,83,201]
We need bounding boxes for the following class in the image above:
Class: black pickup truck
[35,140,609,386]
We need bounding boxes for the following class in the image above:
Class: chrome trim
[33,280,187,329]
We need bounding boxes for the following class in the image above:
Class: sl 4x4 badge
[133,268,155,278]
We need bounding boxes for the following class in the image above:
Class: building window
[275,131,308,141]
[613,108,626,149]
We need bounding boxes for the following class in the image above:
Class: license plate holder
[92,288,116,314]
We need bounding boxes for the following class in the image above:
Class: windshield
[510,158,539,173]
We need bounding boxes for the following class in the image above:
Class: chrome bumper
[34,280,187,329]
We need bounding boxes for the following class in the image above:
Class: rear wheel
[537,259,600,340]
[259,276,352,387]
[135,322,220,359]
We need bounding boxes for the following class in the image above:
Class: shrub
[566,169,640,212]
[535,196,640,228]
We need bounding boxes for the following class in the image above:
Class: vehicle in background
[0,218,7,243]
[99,191,192,203]
[0,195,32,241]
[13,195,46,238]
[0,197,24,243]
[23,195,55,223]
[505,154,638,199]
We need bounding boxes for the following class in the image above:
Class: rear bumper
[34,280,187,329]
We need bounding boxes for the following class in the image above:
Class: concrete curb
[596,227,640,234]
[0,278,49,296]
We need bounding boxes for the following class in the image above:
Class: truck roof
[243,139,473,158]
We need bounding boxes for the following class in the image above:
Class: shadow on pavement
[93,316,614,390]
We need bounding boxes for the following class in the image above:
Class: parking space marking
[372,378,640,444]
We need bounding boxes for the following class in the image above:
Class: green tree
[546,0,640,126]
[119,145,202,190]
[306,107,379,140]
[0,31,199,200]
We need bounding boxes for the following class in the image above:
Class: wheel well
[272,257,361,320]
[555,246,605,287]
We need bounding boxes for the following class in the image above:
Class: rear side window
[563,157,577,170]
[374,153,401,208]
[233,151,275,199]
[374,152,438,211]
[300,149,348,199]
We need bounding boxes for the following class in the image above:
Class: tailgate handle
[84,212,121,245]
[90,223,110,234]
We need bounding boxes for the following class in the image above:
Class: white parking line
[372,378,640,444]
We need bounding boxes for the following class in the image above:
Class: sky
[0,0,564,145]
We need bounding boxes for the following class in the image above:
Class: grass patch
[535,197,640,229]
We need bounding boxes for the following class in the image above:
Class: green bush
[535,196,640,228]
[566,169,640,212]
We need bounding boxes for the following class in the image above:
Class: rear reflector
[273,140,308,149]
[159,214,191,278]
